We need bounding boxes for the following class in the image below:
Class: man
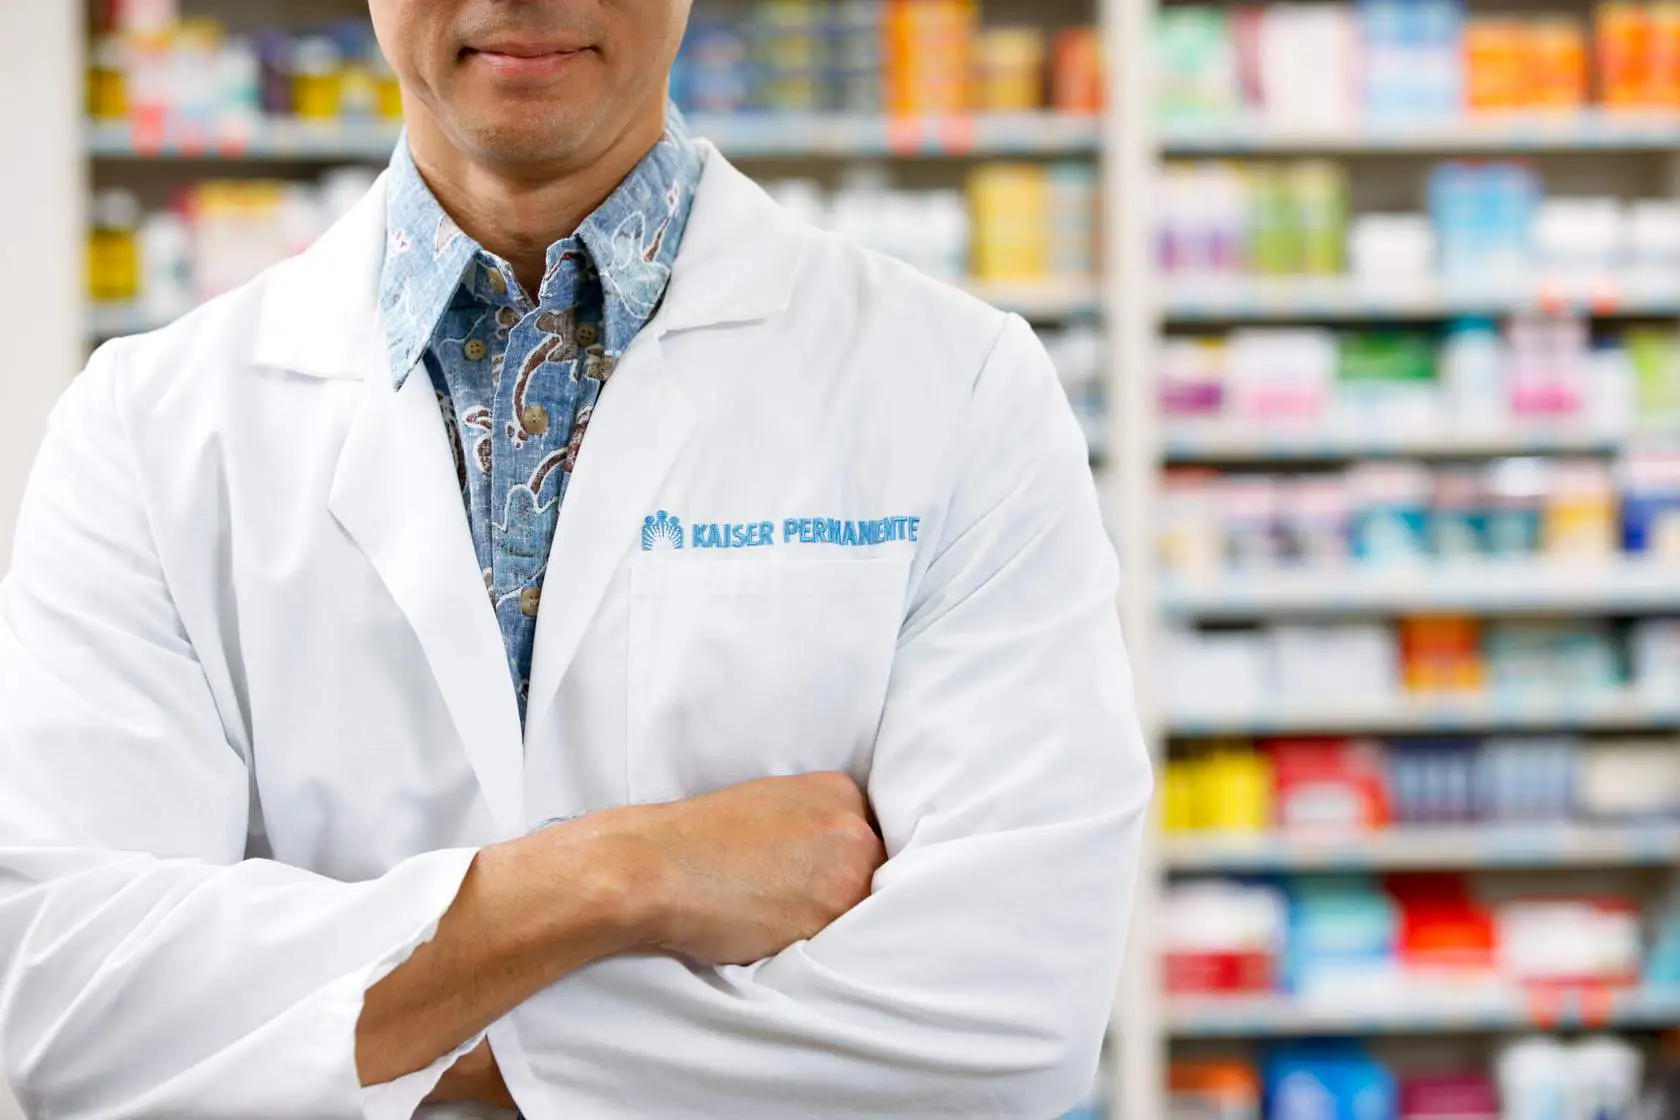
[0,0,1150,1116]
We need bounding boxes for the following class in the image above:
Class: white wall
[0,0,85,569]
[0,7,83,1114]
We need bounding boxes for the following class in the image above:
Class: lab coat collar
[252,141,802,382]
[655,141,805,335]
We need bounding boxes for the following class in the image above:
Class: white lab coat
[0,144,1151,1119]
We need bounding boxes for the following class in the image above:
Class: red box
[1266,738,1391,833]
[1164,949,1276,996]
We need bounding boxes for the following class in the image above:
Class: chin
[460,107,602,166]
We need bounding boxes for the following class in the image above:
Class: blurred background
[9,0,1680,1117]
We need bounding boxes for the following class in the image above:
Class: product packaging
[1169,1061,1261,1120]
[1268,739,1391,833]
[1286,877,1403,999]
[1163,879,1287,996]
[1399,615,1484,694]
[1349,463,1433,565]
[973,27,1044,111]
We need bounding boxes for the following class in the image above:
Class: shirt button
[520,585,542,617]
[576,323,599,347]
[463,338,487,361]
[521,403,549,434]
[485,267,507,295]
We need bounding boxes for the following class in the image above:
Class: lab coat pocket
[627,555,908,803]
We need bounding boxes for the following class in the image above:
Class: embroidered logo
[638,512,921,552]
[642,510,685,551]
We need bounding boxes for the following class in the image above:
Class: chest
[199,336,946,876]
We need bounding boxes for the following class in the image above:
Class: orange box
[1466,19,1528,112]
[1052,26,1103,114]
[1650,3,1680,107]
[1531,20,1589,110]
[1598,2,1654,109]
[885,0,977,116]
[1400,616,1486,694]
[1171,1062,1262,1104]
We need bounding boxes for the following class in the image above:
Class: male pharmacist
[0,0,1150,1115]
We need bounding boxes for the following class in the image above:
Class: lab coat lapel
[520,145,805,753]
[523,332,695,753]
[327,343,526,838]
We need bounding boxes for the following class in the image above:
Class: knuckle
[822,810,871,848]
[837,814,879,853]
[809,823,878,909]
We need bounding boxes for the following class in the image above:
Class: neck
[405,105,668,296]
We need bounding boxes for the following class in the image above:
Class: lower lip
[467,49,588,79]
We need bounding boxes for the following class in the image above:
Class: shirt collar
[379,107,704,389]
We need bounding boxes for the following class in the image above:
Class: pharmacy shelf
[85,111,1102,162]
[1161,111,1680,155]
[87,302,175,339]
[962,277,1102,319]
[1168,690,1680,738]
[1161,422,1629,464]
[1166,988,1680,1039]
[1162,276,1680,323]
[1162,823,1680,874]
[88,277,1101,341]
[1162,560,1680,619]
[87,117,402,160]
[695,111,1102,157]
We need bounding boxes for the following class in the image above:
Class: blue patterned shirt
[380,114,704,722]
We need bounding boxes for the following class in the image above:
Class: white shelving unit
[1161,274,1680,321]
[1163,421,1631,462]
[1106,0,1163,1116]
[1167,988,1680,1038]
[1161,558,1680,617]
[1161,110,1680,154]
[0,4,82,571]
[1163,823,1680,873]
[1168,688,1680,737]
[0,19,83,1120]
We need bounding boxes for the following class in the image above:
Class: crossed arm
[360,772,886,1106]
[0,317,1149,1117]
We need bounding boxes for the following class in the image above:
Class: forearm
[355,813,661,1089]
[489,807,1144,1118]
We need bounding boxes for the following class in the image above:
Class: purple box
[1399,1073,1498,1120]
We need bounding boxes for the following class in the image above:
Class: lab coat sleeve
[495,313,1153,1118]
[0,347,482,1120]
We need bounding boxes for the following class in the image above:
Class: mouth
[462,38,594,79]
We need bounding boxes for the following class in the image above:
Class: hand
[583,773,886,966]
[422,1039,515,1108]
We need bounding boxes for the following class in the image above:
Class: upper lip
[466,35,590,57]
